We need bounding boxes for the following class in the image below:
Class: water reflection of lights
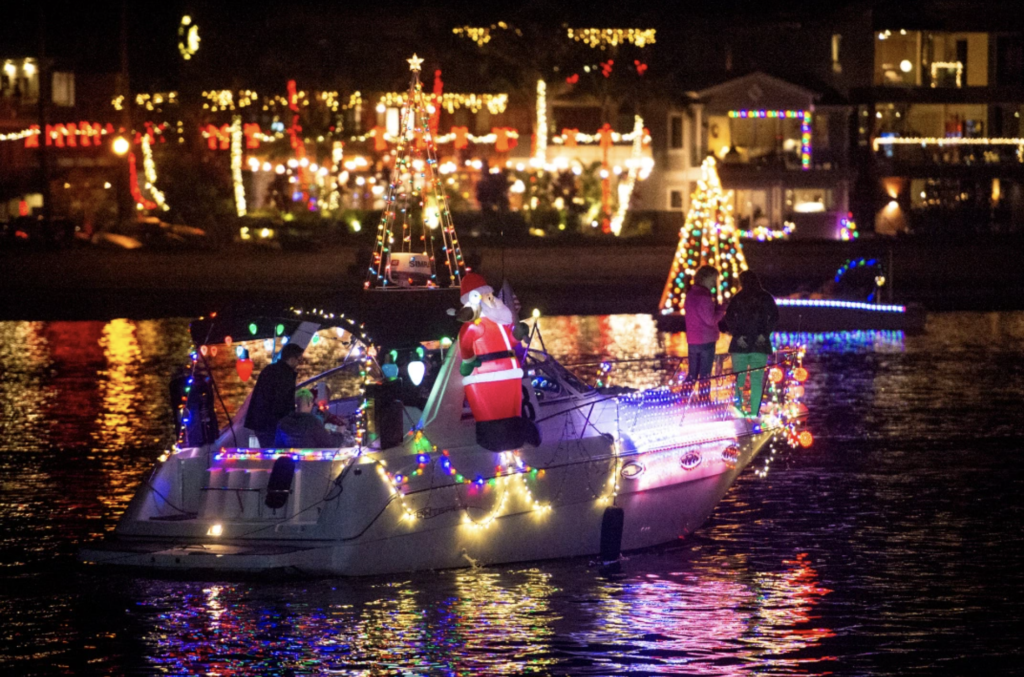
[129,557,832,676]
[451,569,559,674]
[565,555,833,675]
[0,322,52,451]
[773,330,904,354]
[747,553,835,663]
[96,319,143,449]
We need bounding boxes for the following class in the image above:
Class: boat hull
[80,429,774,576]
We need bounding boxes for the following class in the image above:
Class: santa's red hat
[460,272,493,305]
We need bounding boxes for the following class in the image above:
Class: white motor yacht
[80,302,809,576]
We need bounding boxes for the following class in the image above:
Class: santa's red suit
[459,317,522,422]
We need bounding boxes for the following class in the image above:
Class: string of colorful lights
[659,156,749,316]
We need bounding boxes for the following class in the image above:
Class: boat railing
[562,348,802,391]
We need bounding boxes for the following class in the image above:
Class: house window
[670,190,684,210]
[52,72,75,107]
[874,30,922,86]
[385,107,400,136]
[670,115,683,149]
[786,188,834,214]
[832,34,842,73]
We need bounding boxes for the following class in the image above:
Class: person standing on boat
[725,271,779,417]
[684,265,727,381]
[244,342,303,447]
[457,273,537,451]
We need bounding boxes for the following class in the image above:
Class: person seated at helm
[274,388,350,448]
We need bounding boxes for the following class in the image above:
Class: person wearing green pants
[731,352,769,415]
[725,271,779,417]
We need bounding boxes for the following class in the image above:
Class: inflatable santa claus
[457,273,539,451]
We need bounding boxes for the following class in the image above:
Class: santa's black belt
[477,350,515,362]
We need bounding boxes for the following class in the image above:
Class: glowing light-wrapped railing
[616,376,741,455]
[213,448,360,462]
[775,298,905,313]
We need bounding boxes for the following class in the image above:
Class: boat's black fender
[265,456,296,510]
[600,506,625,563]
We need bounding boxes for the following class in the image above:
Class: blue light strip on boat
[775,299,905,313]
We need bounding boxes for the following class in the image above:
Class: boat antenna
[199,352,240,449]
[200,322,239,449]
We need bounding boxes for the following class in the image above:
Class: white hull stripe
[463,367,524,386]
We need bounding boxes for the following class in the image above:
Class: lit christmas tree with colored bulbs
[658,156,749,316]
[365,54,466,290]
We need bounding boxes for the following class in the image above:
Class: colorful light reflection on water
[1,313,1023,675]
[117,555,832,676]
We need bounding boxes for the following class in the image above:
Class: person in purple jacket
[684,265,728,381]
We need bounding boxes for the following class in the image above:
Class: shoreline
[3,239,1022,321]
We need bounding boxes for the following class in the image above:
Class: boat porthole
[620,461,645,479]
[680,451,702,470]
[721,445,741,469]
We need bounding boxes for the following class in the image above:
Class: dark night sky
[2,0,858,90]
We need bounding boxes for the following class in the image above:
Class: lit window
[670,115,683,149]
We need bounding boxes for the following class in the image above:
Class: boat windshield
[194,326,378,422]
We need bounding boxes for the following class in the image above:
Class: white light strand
[872,136,1024,151]
[140,135,170,212]
[567,28,657,48]
[609,114,644,236]
[533,79,547,166]
[230,116,247,217]
[551,129,651,145]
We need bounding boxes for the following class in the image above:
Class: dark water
[1,313,1023,676]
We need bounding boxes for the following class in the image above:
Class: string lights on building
[728,110,812,170]
[177,15,200,61]
[872,136,1024,151]
[452,26,492,46]
[377,91,508,115]
[930,61,963,87]
[567,28,657,48]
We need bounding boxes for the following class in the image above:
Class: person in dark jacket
[275,388,349,448]
[244,342,303,447]
[725,271,779,417]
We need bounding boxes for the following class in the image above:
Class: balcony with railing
[870,102,1024,172]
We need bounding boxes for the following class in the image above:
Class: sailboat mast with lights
[365,55,466,290]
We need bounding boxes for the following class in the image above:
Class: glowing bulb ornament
[235,347,254,382]
[407,360,426,386]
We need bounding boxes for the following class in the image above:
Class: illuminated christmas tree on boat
[365,55,466,290]
[656,156,748,332]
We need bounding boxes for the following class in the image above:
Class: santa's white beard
[480,301,514,326]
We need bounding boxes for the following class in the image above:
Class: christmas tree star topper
[407,53,424,72]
